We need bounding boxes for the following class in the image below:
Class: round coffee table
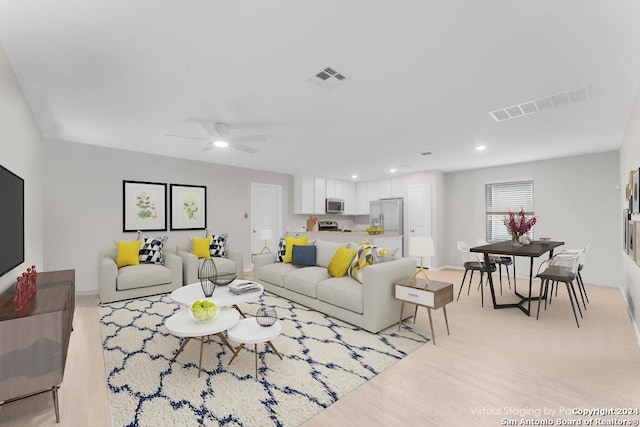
[165,307,240,377]
[227,317,283,379]
[171,280,264,317]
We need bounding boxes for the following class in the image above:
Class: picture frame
[122,180,167,232]
[633,169,640,214]
[636,222,640,267]
[170,184,207,230]
[624,209,629,253]
[629,220,635,259]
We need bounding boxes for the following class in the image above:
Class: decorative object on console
[259,229,273,253]
[170,183,207,230]
[409,236,435,285]
[503,208,537,246]
[198,258,218,297]
[256,306,278,327]
[12,265,37,311]
[122,180,167,232]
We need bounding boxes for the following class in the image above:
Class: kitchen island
[285,231,404,256]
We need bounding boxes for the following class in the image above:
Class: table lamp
[259,229,273,254]
[409,236,435,286]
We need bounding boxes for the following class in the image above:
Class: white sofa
[98,246,183,303]
[253,239,416,333]
[177,244,244,285]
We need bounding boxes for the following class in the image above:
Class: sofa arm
[164,252,183,288]
[97,254,118,303]
[253,253,277,278]
[227,250,244,279]
[360,257,417,333]
[178,250,200,285]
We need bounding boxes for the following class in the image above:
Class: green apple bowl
[188,298,220,323]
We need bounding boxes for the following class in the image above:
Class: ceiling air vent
[307,66,348,91]
[490,85,591,122]
[417,151,433,157]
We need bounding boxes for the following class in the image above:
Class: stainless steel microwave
[325,198,344,214]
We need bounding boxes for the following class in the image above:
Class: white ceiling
[1,1,640,181]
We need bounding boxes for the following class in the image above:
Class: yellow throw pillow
[328,247,356,277]
[284,235,308,263]
[116,240,141,268]
[192,236,211,259]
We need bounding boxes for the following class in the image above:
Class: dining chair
[456,241,496,307]
[548,244,590,311]
[477,238,513,296]
[535,251,582,327]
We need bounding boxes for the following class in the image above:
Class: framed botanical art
[624,209,629,253]
[170,184,207,230]
[122,180,167,232]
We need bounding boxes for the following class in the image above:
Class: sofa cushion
[284,235,308,263]
[116,263,172,290]
[291,244,317,266]
[116,240,142,268]
[315,239,350,268]
[317,277,363,314]
[276,237,286,262]
[348,241,374,282]
[191,236,211,258]
[283,266,330,298]
[259,262,301,288]
[139,235,168,265]
[209,233,228,257]
[327,247,356,277]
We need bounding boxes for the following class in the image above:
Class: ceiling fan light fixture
[213,140,229,148]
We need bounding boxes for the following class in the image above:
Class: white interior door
[408,184,432,268]
[250,183,282,260]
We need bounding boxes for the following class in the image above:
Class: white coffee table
[165,307,240,377]
[227,318,283,379]
[171,280,264,317]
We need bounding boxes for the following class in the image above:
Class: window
[485,180,534,242]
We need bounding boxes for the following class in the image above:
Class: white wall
[619,85,640,335]
[43,138,290,294]
[444,151,620,288]
[0,42,43,293]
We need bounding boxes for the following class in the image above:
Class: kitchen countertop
[286,230,402,237]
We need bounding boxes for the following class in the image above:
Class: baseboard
[619,287,640,347]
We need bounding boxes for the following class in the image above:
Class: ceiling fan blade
[229,134,267,144]
[229,142,259,154]
[166,134,209,141]
[199,122,224,140]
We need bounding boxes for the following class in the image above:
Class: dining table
[470,240,564,316]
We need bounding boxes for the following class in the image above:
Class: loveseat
[253,239,416,333]
[98,246,183,303]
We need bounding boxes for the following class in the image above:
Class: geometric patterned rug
[99,292,429,426]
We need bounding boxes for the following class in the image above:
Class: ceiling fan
[166,122,266,153]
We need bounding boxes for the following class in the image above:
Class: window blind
[485,180,534,242]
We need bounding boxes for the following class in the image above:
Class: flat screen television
[0,164,24,278]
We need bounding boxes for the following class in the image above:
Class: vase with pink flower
[503,208,537,246]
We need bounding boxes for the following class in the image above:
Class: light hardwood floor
[2,269,639,426]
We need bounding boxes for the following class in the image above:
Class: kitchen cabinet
[343,181,356,214]
[326,178,336,199]
[314,176,326,214]
[378,178,392,198]
[391,176,404,197]
[294,174,324,215]
[367,180,379,202]
[356,181,369,215]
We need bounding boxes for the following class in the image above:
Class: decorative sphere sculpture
[256,306,277,327]
[199,258,217,297]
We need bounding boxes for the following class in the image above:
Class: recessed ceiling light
[475,145,486,151]
[351,174,358,179]
[390,168,397,173]
[214,140,228,148]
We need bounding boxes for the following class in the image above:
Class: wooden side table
[395,278,453,345]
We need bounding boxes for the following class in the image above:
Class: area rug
[99,292,429,426]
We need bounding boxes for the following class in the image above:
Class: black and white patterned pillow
[276,237,286,263]
[139,235,168,265]
[209,233,228,258]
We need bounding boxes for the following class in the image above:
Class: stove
[318,220,339,231]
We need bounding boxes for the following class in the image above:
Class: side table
[395,278,453,345]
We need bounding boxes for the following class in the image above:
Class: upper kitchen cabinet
[378,176,404,198]
[343,181,356,215]
[356,181,368,215]
[294,174,326,215]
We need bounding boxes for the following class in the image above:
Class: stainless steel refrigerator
[369,198,403,234]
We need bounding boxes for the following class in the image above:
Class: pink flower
[504,208,536,238]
